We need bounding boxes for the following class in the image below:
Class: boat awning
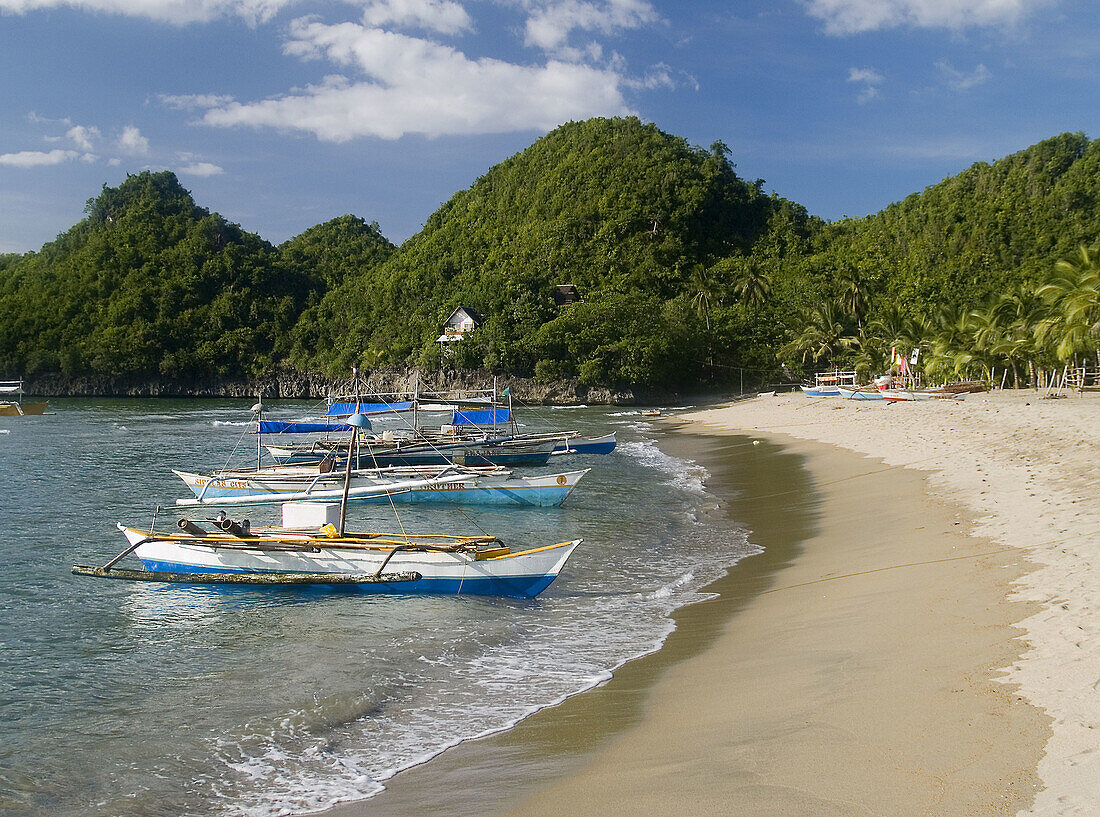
[326,401,414,417]
[258,420,361,434]
[452,408,510,425]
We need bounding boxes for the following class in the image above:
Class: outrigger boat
[72,407,583,597]
[799,370,857,397]
[837,386,886,401]
[261,384,616,466]
[173,464,589,508]
[74,511,580,598]
[0,380,48,416]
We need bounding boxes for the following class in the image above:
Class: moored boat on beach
[800,370,857,397]
[837,386,886,400]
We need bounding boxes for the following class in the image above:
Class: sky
[0,0,1096,254]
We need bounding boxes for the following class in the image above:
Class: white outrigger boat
[75,508,580,598]
[72,404,584,597]
[172,464,589,508]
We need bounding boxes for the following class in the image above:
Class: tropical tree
[782,301,858,366]
[1040,243,1100,363]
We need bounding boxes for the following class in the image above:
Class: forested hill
[813,132,1100,320]
[290,116,818,387]
[0,120,1097,394]
[0,173,391,381]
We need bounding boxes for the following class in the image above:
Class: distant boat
[0,381,48,416]
[799,385,841,397]
[873,374,967,402]
[880,388,967,402]
[172,464,589,508]
[799,369,857,397]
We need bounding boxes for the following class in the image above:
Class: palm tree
[730,258,772,308]
[987,286,1051,388]
[1040,243,1100,364]
[836,268,870,330]
[687,265,718,332]
[783,301,859,365]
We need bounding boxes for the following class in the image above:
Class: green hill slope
[294,116,811,387]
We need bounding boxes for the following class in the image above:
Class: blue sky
[0,0,1094,253]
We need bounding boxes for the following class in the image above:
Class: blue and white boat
[107,518,580,598]
[172,465,589,508]
[800,370,857,397]
[837,386,886,400]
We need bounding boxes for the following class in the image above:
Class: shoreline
[325,400,1053,815]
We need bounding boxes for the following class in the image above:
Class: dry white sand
[684,389,1100,815]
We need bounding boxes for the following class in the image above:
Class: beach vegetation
[0,121,1099,393]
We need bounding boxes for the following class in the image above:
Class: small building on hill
[553,284,581,307]
[437,306,483,345]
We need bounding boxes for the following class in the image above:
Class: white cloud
[117,125,150,154]
[935,60,992,91]
[66,124,100,150]
[523,0,659,58]
[361,0,472,35]
[0,149,79,167]
[178,161,224,176]
[0,0,298,25]
[805,0,1043,34]
[157,93,236,110]
[847,65,884,103]
[202,19,632,141]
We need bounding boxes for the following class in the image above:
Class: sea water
[0,400,755,817]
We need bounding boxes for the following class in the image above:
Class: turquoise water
[0,400,753,817]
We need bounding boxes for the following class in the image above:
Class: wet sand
[327,418,1047,816]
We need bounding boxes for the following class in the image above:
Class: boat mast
[252,396,263,470]
[338,367,360,537]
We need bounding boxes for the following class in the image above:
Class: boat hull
[550,432,616,455]
[266,438,556,467]
[0,401,48,416]
[174,469,588,507]
[799,386,840,397]
[119,527,579,599]
[837,387,885,401]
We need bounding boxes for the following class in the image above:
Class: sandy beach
[675,389,1100,816]
[330,389,1097,816]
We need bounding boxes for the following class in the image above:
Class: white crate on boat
[281,502,341,528]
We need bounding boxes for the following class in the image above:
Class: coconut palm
[731,258,772,308]
[783,301,859,365]
[1040,243,1100,363]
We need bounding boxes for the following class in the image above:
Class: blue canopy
[452,408,510,425]
[326,401,414,417]
[258,420,363,434]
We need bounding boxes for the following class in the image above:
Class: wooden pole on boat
[339,367,359,537]
[252,395,263,470]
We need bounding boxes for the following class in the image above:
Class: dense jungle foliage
[0,118,1097,390]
